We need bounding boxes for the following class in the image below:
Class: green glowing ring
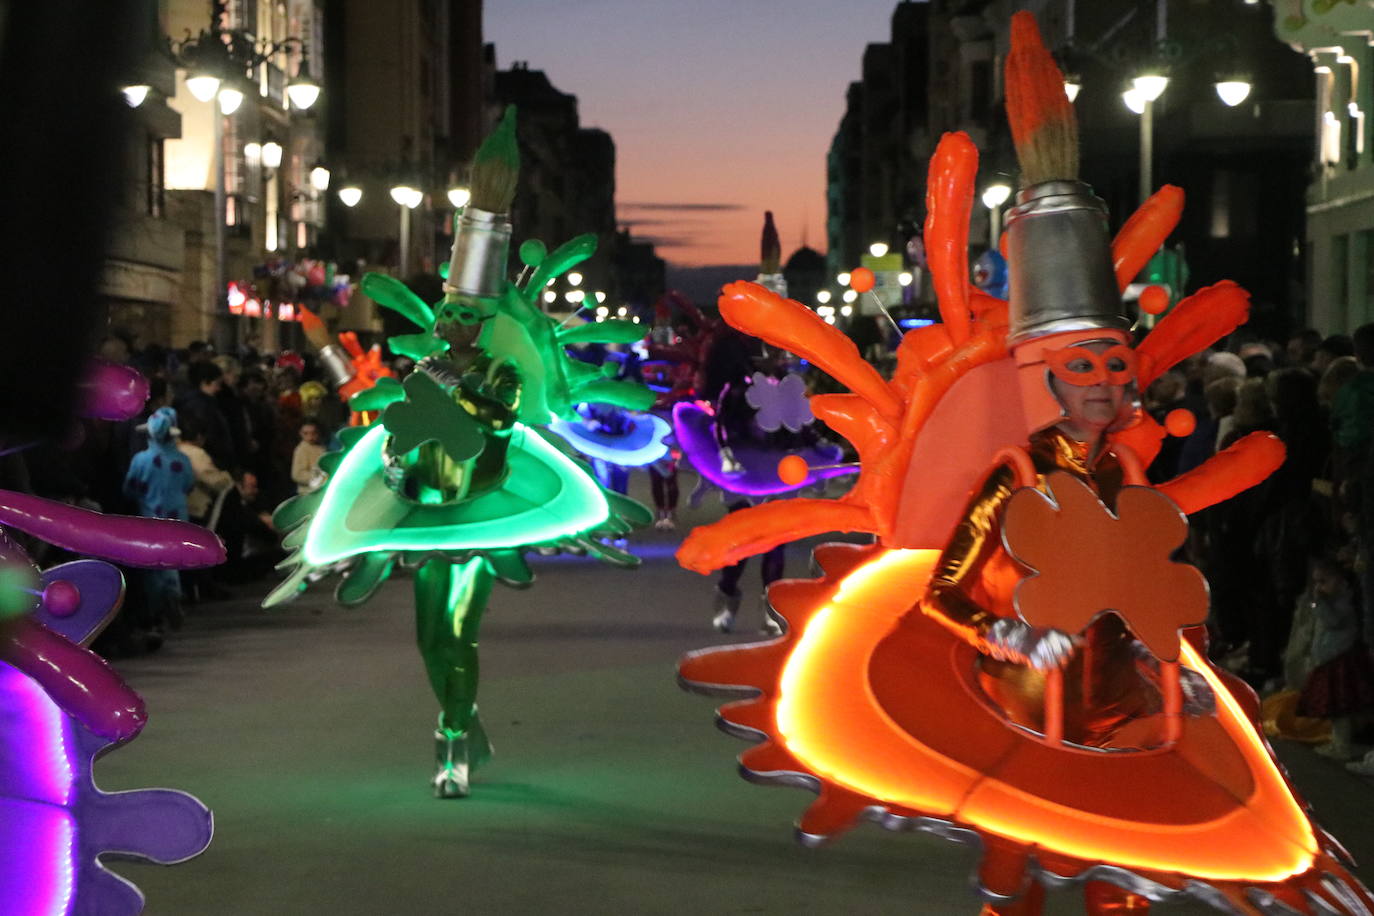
[302,424,609,566]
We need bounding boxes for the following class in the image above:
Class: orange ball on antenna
[777,454,809,486]
[1139,284,1170,315]
[850,267,875,293]
[1165,408,1196,438]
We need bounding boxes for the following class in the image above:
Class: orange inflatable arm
[718,282,902,424]
[1111,185,1184,292]
[1135,281,1250,388]
[1156,431,1285,515]
[677,500,878,575]
[924,132,978,345]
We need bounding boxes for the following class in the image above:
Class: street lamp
[1215,79,1251,107]
[216,82,244,115]
[1129,71,1169,205]
[285,47,320,110]
[837,271,851,287]
[338,185,362,208]
[567,271,583,287]
[122,84,150,107]
[261,140,283,170]
[981,183,1012,249]
[816,290,832,304]
[869,241,889,258]
[309,164,330,192]
[172,0,317,350]
[1064,75,1081,103]
[447,186,471,209]
[391,183,423,277]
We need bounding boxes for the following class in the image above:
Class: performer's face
[1048,340,1130,437]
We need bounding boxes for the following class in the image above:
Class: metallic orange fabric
[920,427,1162,748]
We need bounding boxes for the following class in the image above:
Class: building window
[147,138,165,218]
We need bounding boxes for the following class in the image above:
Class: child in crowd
[291,421,327,494]
[1292,555,1374,759]
[123,406,195,628]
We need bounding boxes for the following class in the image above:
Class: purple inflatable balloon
[78,359,150,422]
[0,490,225,570]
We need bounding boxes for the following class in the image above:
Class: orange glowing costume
[676,12,1371,915]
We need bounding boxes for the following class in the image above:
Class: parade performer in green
[266,108,653,797]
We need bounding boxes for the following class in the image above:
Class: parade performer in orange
[677,12,1371,914]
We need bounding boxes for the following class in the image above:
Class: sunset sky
[486,0,911,268]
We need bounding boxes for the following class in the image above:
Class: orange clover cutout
[1002,471,1207,662]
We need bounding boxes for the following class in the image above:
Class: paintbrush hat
[1003,13,1127,346]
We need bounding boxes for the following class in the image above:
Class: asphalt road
[98,475,1374,915]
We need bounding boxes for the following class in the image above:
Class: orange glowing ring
[686,546,1324,892]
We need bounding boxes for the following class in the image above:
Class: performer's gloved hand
[985,618,1076,670]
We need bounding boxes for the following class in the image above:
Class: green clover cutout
[382,372,485,463]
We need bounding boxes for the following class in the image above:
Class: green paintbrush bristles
[470,105,520,213]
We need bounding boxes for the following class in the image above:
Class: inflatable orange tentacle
[676,500,878,575]
[1155,431,1285,515]
[925,132,979,346]
[1110,185,1184,291]
[810,394,896,461]
[1134,281,1251,388]
[892,323,955,398]
[718,281,903,425]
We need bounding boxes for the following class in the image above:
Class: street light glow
[567,272,583,287]
[981,183,1012,209]
[564,290,585,303]
[842,289,858,304]
[899,271,914,287]
[285,76,320,111]
[390,185,416,207]
[869,242,889,258]
[1215,80,1252,107]
[310,166,331,191]
[816,290,832,304]
[1064,78,1081,103]
[841,305,853,318]
[447,187,471,209]
[122,85,150,108]
[261,141,283,170]
[594,291,606,303]
[338,185,362,207]
[185,73,221,103]
[1122,87,1146,115]
[837,272,851,286]
[1132,73,1169,102]
[217,85,244,115]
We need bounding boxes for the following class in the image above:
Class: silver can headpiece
[443,206,512,300]
[1005,180,1129,346]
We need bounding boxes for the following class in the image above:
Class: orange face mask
[1044,344,1137,387]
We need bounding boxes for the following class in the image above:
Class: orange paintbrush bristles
[1005,11,1078,185]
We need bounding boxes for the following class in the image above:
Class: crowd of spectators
[11,334,357,657]
[1143,323,1374,771]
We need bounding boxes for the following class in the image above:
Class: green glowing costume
[265,109,653,797]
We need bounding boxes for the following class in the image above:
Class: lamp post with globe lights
[172,0,320,347]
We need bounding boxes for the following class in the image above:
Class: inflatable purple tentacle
[0,490,225,569]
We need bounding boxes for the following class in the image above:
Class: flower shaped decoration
[745,371,813,433]
[1002,471,1208,662]
[381,372,484,462]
